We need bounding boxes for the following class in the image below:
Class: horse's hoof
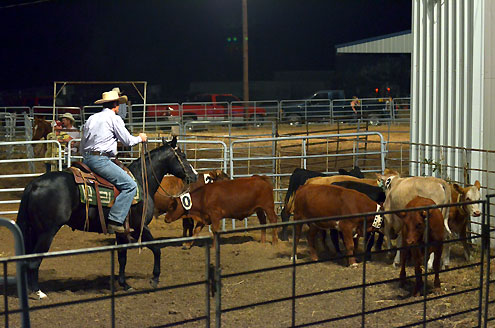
[149,278,159,289]
[29,290,48,300]
[350,263,359,268]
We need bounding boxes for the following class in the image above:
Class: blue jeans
[82,155,137,225]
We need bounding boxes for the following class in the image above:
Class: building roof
[335,30,412,54]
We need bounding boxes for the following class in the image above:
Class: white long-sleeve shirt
[81,108,141,156]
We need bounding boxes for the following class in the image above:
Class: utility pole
[242,0,249,103]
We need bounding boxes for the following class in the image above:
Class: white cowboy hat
[59,112,75,123]
[94,90,127,105]
[111,87,129,104]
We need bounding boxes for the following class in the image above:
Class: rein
[136,141,195,243]
[138,142,150,243]
[149,146,192,198]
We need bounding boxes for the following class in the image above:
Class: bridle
[144,142,195,197]
[137,141,194,242]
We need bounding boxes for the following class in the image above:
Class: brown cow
[284,175,378,222]
[164,175,278,247]
[293,184,378,267]
[398,196,444,296]
[153,170,229,241]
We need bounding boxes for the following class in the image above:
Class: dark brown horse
[16,137,197,299]
[32,116,52,141]
[32,117,52,158]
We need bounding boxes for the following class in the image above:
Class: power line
[0,0,54,10]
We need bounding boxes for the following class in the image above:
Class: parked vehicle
[281,90,345,123]
[282,90,391,125]
[332,98,392,126]
[146,94,266,122]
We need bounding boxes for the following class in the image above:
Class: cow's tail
[442,182,452,234]
[281,193,295,223]
[16,182,34,254]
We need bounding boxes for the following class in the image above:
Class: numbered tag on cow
[203,174,213,184]
[372,204,383,229]
[385,176,394,190]
[180,193,193,210]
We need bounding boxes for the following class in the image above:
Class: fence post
[205,238,211,328]
[214,233,222,328]
[483,195,492,327]
[0,218,30,328]
[423,212,430,327]
[291,223,297,327]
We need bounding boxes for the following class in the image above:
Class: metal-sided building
[337,0,494,237]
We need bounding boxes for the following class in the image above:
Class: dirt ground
[1,123,493,327]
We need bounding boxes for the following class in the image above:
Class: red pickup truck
[146,94,266,121]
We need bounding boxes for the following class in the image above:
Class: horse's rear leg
[28,227,60,297]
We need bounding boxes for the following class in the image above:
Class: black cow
[280,167,364,240]
[327,180,386,259]
[338,167,366,178]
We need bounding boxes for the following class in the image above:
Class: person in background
[44,121,70,173]
[350,96,361,122]
[59,112,81,156]
[80,89,147,234]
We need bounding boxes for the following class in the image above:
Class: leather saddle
[67,160,134,234]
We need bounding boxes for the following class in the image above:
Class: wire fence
[1,195,494,327]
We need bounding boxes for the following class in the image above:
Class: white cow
[377,173,451,267]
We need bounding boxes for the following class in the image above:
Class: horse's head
[32,117,51,140]
[163,136,198,184]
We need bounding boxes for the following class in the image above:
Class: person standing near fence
[350,96,360,122]
[60,112,81,155]
[44,121,70,172]
[80,89,147,234]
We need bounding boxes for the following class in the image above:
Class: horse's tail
[16,182,34,254]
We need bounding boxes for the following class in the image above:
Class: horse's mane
[127,143,172,176]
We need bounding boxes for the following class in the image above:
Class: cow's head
[207,169,230,181]
[453,180,481,217]
[398,209,427,246]
[164,198,186,223]
[376,169,400,191]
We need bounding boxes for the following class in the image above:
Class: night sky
[1,0,411,98]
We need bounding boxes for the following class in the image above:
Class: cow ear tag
[180,193,192,210]
[204,174,213,184]
[385,177,393,190]
[372,204,383,229]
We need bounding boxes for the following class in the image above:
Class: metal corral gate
[2,195,495,327]
[0,140,64,216]
[0,138,228,217]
